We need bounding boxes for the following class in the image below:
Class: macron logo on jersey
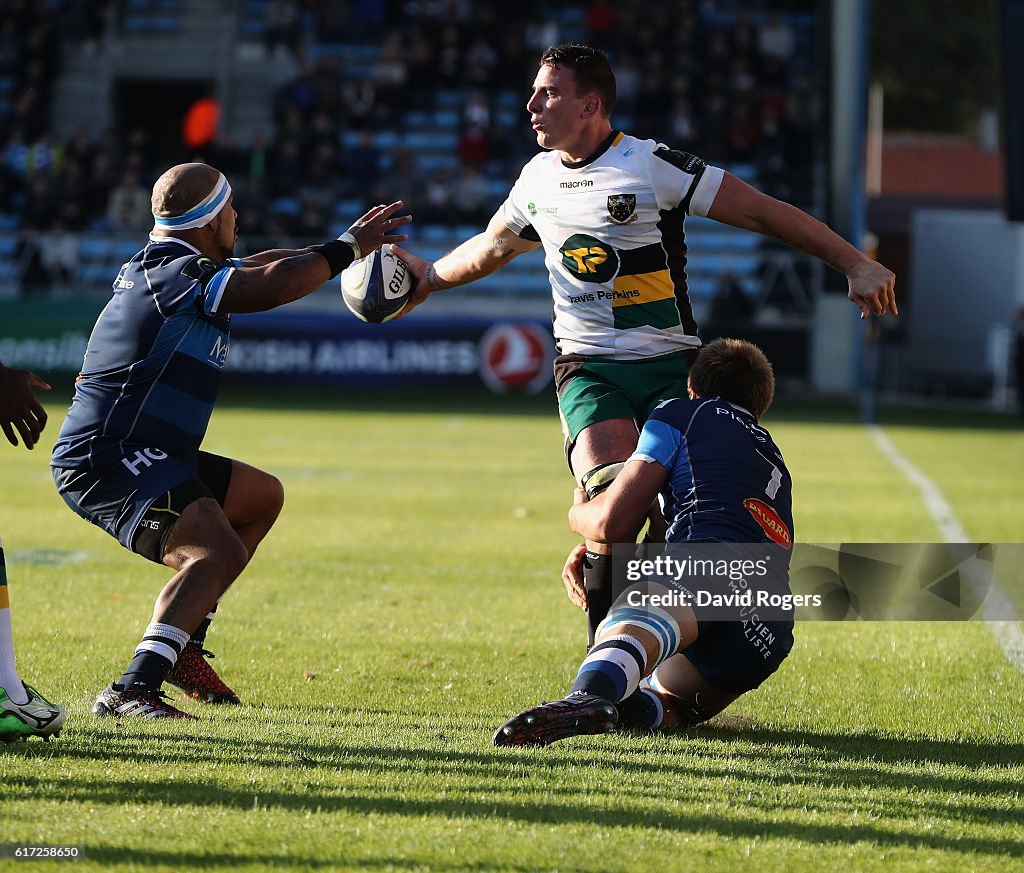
[560,179,594,189]
[209,335,230,367]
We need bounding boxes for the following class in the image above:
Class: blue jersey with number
[631,396,794,550]
[51,236,236,470]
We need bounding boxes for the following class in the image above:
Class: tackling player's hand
[847,259,897,319]
[345,200,411,260]
[0,364,50,450]
[561,542,588,611]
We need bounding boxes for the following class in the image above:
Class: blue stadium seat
[374,131,399,150]
[729,163,757,182]
[421,225,452,243]
[153,17,181,33]
[433,111,459,130]
[334,200,361,218]
[271,197,301,216]
[113,240,141,261]
[418,154,459,173]
[436,91,462,110]
[82,262,113,284]
[79,239,111,260]
[688,276,716,298]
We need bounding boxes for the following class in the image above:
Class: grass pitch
[1,393,1022,872]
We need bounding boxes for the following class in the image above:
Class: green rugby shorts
[554,350,697,448]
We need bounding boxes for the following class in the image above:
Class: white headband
[153,172,232,231]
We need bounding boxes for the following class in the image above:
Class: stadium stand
[0,0,826,316]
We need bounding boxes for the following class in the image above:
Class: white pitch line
[869,424,1024,671]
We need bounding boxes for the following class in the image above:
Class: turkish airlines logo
[478,322,554,394]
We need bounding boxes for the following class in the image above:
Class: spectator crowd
[0,0,822,289]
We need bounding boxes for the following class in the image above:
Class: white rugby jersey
[499,130,724,360]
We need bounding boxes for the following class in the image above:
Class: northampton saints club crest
[607,194,637,224]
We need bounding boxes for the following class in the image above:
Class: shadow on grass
[7,711,1024,858]
[80,847,590,872]
[9,766,1022,859]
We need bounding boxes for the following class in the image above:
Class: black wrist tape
[312,239,355,278]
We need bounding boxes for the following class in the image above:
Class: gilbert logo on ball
[340,246,412,323]
[478,322,554,394]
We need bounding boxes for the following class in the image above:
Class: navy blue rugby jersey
[51,236,236,470]
[631,396,794,551]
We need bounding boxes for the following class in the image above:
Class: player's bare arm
[568,460,667,544]
[219,202,410,313]
[707,172,898,320]
[0,361,50,450]
[233,201,409,268]
[230,246,319,267]
[392,212,540,315]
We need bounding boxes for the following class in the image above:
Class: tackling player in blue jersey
[495,338,794,746]
[51,162,410,720]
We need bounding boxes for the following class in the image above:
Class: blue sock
[569,634,648,703]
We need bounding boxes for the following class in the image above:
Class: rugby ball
[340,246,412,323]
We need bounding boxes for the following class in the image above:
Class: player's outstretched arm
[391,211,540,316]
[0,360,50,450]
[707,173,897,320]
[219,201,410,314]
[568,460,667,544]
[230,202,409,267]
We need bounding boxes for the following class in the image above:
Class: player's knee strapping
[580,461,627,499]
[597,604,681,665]
[578,461,628,648]
[571,604,683,703]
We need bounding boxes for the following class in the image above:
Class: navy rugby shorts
[53,448,232,564]
[682,614,794,693]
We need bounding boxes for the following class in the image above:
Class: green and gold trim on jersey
[611,270,680,330]
[612,242,680,330]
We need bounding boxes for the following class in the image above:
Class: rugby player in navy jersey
[51,162,410,720]
[495,339,794,746]
[393,43,895,651]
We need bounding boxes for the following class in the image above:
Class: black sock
[190,601,219,646]
[583,551,613,649]
[116,622,190,690]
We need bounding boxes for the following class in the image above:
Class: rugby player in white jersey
[393,44,897,645]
